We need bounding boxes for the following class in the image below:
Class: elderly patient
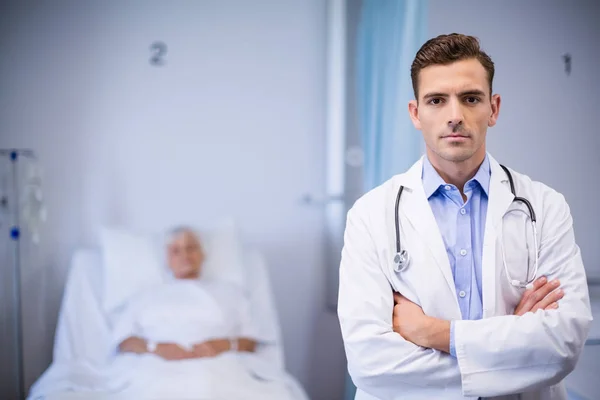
[109,228,293,399]
[117,228,256,359]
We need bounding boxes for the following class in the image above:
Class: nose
[447,99,464,131]
[448,120,463,133]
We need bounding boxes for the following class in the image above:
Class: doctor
[338,33,592,400]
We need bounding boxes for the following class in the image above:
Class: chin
[437,147,477,163]
[174,268,197,279]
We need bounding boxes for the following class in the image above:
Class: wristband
[146,340,157,353]
[230,338,238,352]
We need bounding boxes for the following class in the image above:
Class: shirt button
[459,291,466,298]
[460,249,467,256]
[445,185,451,191]
[460,208,466,215]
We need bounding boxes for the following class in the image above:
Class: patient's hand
[119,337,148,354]
[192,339,230,358]
[192,338,257,357]
[154,343,196,361]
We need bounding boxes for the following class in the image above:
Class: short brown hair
[410,33,495,100]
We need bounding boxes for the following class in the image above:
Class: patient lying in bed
[116,227,256,359]
[108,227,296,399]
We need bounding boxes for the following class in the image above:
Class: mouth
[441,134,470,140]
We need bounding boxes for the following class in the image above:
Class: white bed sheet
[28,247,309,400]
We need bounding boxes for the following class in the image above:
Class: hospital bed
[28,240,309,400]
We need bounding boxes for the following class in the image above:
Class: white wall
[0,1,346,399]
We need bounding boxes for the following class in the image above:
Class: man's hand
[154,343,196,361]
[192,339,231,358]
[392,294,450,353]
[514,276,564,316]
[392,293,428,344]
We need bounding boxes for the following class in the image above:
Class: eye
[428,98,443,105]
[465,96,480,104]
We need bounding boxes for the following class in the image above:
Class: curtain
[357,0,428,191]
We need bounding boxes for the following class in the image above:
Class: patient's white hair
[166,226,203,246]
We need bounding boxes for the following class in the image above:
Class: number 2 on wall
[150,41,167,66]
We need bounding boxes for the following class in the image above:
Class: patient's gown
[108,278,293,400]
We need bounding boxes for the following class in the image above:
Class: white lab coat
[338,154,592,400]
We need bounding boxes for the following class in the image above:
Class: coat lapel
[397,158,458,301]
[481,155,515,317]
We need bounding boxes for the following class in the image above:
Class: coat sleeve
[338,203,466,399]
[454,191,593,397]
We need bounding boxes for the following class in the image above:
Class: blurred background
[0,1,598,399]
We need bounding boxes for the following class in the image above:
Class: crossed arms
[392,275,564,355]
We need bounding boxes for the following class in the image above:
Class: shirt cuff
[449,321,457,358]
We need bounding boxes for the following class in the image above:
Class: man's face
[167,231,205,279]
[408,58,500,166]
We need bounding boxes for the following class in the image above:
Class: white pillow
[199,218,246,288]
[99,226,164,314]
[99,219,246,314]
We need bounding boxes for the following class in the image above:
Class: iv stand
[1,148,35,400]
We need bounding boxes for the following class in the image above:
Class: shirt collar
[421,154,491,198]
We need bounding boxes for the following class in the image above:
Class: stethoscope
[393,164,539,289]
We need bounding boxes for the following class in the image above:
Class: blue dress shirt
[421,155,490,357]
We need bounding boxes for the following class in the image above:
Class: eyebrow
[422,89,487,100]
[458,89,486,97]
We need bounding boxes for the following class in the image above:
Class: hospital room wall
[0,1,347,399]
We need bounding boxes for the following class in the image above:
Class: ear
[408,100,421,130]
[488,94,501,127]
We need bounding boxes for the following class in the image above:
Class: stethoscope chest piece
[393,249,410,272]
